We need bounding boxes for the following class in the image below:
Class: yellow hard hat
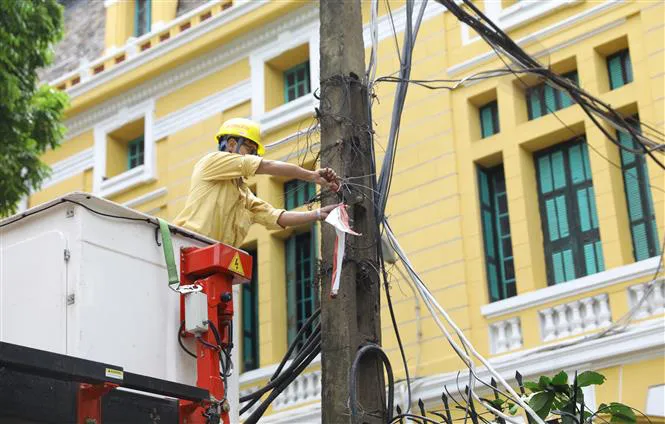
[215,118,264,156]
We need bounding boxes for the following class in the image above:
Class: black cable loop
[349,343,395,424]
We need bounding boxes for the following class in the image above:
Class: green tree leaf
[577,371,606,387]
[538,376,552,391]
[0,0,68,217]
[524,381,541,392]
[608,403,636,423]
[529,392,555,420]
[552,371,568,386]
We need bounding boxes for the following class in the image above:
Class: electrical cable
[382,219,546,424]
[349,343,395,423]
[268,307,321,382]
[242,333,322,423]
[178,320,197,359]
[239,323,322,405]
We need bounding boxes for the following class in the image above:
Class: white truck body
[0,192,240,422]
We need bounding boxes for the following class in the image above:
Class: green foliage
[518,370,636,424]
[599,403,637,424]
[577,371,606,387]
[529,392,555,420]
[0,0,68,216]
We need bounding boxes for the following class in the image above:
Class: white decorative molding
[93,99,156,198]
[62,4,319,141]
[103,0,118,7]
[489,317,523,354]
[539,294,611,342]
[153,79,251,140]
[363,1,446,48]
[239,355,322,421]
[239,354,321,386]
[450,0,625,75]
[249,19,319,121]
[481,256,662,319]
[272,369,321,411]
[122,187,168,210]
[43,148,94,189]
[259,93,316,134]
[257,403,321,424]
[627,278,665,320]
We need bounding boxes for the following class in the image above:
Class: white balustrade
[272,369,322,411]
[489,317,523,354]
[539,293,611,341]
[627,279,665,319]
[239,385,261,418]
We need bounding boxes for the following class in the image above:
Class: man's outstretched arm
[256,159,340,192]
[276,203,341,227]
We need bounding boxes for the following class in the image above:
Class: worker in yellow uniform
[174,118,341,247]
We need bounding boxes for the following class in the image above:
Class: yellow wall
[105,0,134,50]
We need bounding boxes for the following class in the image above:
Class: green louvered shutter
[608,50,632,90]
[559,71,578,108]
[478,166,515,302]
[528,88,542,120]
[286,231,317,351]
[286,236,297,345]
[608,55,623,89]
[479,168,500,301]
[536,138,604,285]
[284,61,311,103]
[284,180,316,210]
[127,136,144,169]
[242,250,259,371]
[618,125,661,261]
[624,52,633,84]
[480,101,499,138]
[543,85,557,114]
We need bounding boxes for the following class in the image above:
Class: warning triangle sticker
[229,252,245,276]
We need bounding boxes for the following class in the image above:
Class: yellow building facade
[28,0,663,422]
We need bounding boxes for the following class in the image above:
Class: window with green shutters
[127,137,144,169]
[535,138,605,285]
[479,101,499,138]
[607,49,633,90]
[284,179,316,210]
[135,0,151,37]
[286,227,318,351]
[527,71,578,120]
[478,165,516,302]
[284,61,311,103]
[242,250,259,372]
[617,123,660,261]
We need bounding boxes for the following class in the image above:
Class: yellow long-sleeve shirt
[174,152,284,247]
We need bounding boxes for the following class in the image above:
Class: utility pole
[319,1,385,423]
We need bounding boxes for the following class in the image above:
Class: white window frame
[93,99,156,197]
[250,21,320,133]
